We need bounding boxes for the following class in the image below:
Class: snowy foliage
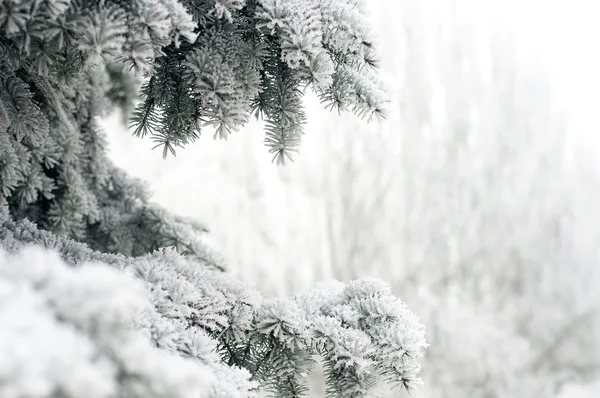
[0,0,387,165]
[0,214,426,397]
[0,246,236,398]
[0,44,222,267]
[0,1,426,396]
[0,0,386,262]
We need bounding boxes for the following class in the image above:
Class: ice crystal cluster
[0,0,423,396]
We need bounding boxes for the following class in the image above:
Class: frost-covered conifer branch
[0,0,388,163]
[1,214,426,397]
[0,246,253,398]
[0,0,389,266]
[0,0,387,264]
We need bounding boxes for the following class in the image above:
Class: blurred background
[101,0,600,396]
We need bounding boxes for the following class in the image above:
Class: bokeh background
[102,0,600,396]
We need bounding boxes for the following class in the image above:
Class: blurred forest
[103,0,600,396]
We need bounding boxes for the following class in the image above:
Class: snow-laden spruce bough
[0,0,426,396]
[0,215,426,397]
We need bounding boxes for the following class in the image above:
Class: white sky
[508,0,600,137]
[367,0,600,165]
[498,1,600,149]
